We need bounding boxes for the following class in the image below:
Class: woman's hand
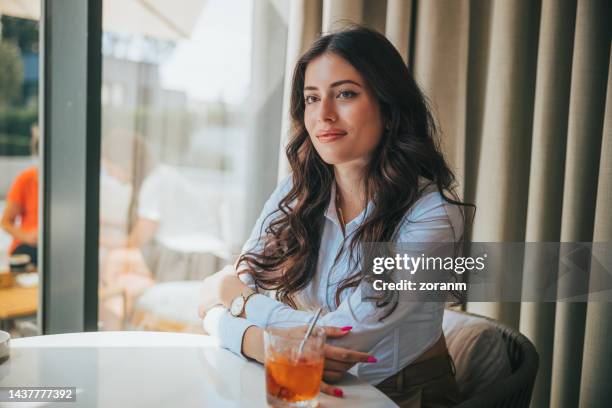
[320,326,376,397]
[198,266,248,318]
[245,325,375,398]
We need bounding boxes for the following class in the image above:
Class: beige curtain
[276,1,611,406]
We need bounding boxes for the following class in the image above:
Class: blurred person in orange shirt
[1,125,39,267]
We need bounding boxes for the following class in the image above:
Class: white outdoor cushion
[130,281,203,332]
[443,310,512,397]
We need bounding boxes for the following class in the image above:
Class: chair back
[453,312,539,408]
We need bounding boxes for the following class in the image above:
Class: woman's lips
[316,129,347,143]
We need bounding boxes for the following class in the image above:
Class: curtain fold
[277,0,322,180]
[363,0,388,33]
[550,0,610,406]
[411,0,469,192]
[322,0,364,32]
[466,0,541,328]
[275,1,612,405]
[579,47,612,407]
[385,0,412,64]
[518,1,576,406]
[463,0,491,208]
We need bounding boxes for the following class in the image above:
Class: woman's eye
[337,90,357,99]
[304,95,318,104]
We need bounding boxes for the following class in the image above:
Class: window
[98,0,289,332]
[0,11,41,338]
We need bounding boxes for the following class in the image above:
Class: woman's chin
[318,154,351,166]
[318,152,369,167]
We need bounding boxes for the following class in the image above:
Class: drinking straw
[297,307,323,358]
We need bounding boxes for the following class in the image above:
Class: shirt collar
[324,183,373,232]
[324,182,341,226]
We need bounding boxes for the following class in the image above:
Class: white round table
[0,331,397,407]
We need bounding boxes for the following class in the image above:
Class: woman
[199,26,470,407]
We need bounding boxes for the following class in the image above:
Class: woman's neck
[334,163,366,225]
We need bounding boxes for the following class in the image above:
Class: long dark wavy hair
[238,25,473,315]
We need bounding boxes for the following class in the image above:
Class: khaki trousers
[376,354,464,408]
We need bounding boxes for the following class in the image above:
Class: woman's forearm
[242,325,265,363]
[1,202,24,241]
[1,220,26,242]
[127,218,159,248]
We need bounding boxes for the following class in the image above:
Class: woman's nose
[318,97,337,123]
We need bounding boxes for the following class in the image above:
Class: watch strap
[241,291,257,315]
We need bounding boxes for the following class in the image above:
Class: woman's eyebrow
[304,79,363,91]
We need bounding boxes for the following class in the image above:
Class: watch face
[230,296,244,316]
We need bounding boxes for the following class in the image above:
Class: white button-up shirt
[203,175,463,385]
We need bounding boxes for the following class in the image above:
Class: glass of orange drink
[264,322,325,407]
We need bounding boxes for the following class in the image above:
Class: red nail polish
[334,388,344,397]
[367,356,378,363]
[341,326,353,332]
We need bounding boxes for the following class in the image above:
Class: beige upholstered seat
[442,310,539,408]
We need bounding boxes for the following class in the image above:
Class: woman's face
[303,52,384,166]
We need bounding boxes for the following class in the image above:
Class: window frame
[40,0,102,333]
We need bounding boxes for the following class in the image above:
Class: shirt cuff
[202,306,254,359]
[244,293,281,327]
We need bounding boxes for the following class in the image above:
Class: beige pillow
[443,311,512,397]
